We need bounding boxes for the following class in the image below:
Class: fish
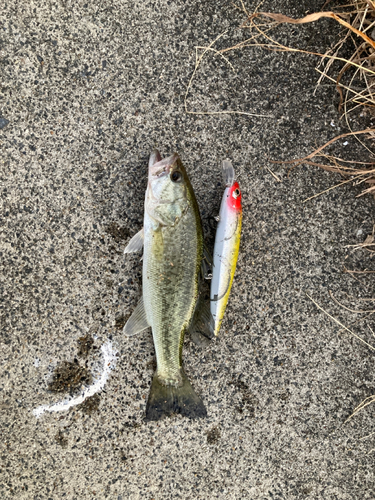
[123,150,209,420]
[210,161,242,335]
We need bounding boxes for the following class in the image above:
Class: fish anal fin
[188,294,215,346]
[145,371,207,421]
[124,228,144,254]
[203,244,213,267]
[123,297,150,336]
[190,329,212,347]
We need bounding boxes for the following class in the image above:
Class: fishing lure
[210,161,242,335]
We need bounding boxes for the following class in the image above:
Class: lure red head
[227,181,242,211]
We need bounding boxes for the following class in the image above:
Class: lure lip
[222,160,235,187]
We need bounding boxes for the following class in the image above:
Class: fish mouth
[148,150,179,178]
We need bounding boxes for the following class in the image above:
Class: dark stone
[105,222,130,242]
[55,430,68,448]
[0,117,9,130]
[77,393,101,414]
[206,426,221,444]
[77,334,94,357]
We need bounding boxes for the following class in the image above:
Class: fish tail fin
[145,370,207,421]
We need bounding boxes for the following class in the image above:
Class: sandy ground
[1,0,375,498]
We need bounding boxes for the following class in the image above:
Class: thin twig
[194,46,236,72]
[184,31,229,114]
[265,165,282,182]
[344,267,375,274]
[306,293,375,351]
[184,31,273,119]
[272,129,375,165]
[255,11,375,50]
[329,289,375,313]
[359,431,375,440]
[344,395,375,424]
[303,178,354,202]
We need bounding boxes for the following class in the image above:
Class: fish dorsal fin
[188,294,215,346]
[124,228,144,254]
[123,297,150,336]
[222,160,234,187]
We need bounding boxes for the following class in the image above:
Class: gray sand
[1,0,374,498]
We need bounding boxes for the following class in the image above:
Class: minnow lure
[210,161,242,335]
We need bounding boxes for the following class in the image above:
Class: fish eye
[232,188,240,199]
[171,171,182,183]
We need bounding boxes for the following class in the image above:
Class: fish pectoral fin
[124,228,144,254]
[201,258,212,281]
[201,244,213,280]
[123,297,150,336]
[188,295,215,346]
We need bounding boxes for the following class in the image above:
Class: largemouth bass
[210,161,242,335]
[123,150,207,420]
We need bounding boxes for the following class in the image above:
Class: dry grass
[185,2,375,197]
[239,2,375,198]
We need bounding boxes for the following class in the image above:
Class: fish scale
[144,190,202,384]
